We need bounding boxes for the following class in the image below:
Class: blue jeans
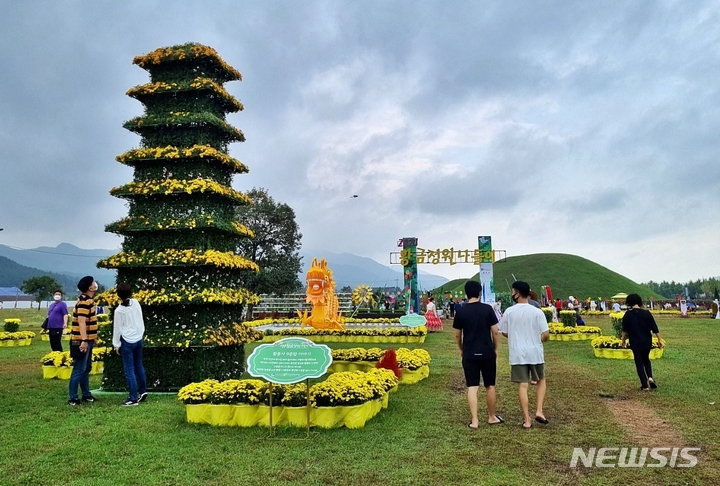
[120,337,147,401]
[68,340,94,400]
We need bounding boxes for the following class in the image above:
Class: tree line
[642,278,720,300]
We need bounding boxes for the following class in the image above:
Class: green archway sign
[400,313,427,328]
[246,337,333,384]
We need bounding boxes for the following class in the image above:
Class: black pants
[49,328,63,352]
[631,348,652,388]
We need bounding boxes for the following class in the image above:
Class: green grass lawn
[1,310,718,485]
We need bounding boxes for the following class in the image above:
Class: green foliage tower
[98,43,261,391]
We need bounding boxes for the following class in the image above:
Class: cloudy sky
[1,1,718,284]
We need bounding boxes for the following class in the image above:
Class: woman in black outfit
[621,294,664,391]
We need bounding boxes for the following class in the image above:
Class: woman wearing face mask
[47,290,69,351]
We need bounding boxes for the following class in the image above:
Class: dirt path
[604,397,685,447]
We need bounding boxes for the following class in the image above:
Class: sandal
[488,415,505,425]
[521,422,532,429]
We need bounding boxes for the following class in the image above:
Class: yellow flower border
[110,178,252,205]
[132,43,242,80]
[107,215,254,237]
[98,248,259,271]
[127,78,243,112]
[117,144,248,174]
[124,112,245,142]
[96,287,260,307]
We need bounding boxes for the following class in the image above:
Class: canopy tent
[611,293,628,299]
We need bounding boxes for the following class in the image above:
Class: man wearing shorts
[498,281,550,429]
[453,280,503,428]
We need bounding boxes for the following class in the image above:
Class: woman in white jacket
[113,283,147,407]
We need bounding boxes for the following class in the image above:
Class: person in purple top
[47,289,69,351]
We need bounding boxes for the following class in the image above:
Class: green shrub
[3,319,20,332]
[559,310,576,327]
[610,312,625,338]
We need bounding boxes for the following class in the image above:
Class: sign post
[478,236,496,303]
[247,337,333,437]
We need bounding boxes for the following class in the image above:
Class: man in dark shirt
[621,293,663,391]
[453,280,503,428]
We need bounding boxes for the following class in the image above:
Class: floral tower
[98,43,262,391]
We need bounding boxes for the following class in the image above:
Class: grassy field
[433,253,665,300]
[1,309,718,486]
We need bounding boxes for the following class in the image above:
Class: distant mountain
[0,244,116,287]
[0,255,79,293]
[433,253,664,300]
[300,251,449,290]
[0,244,450,292]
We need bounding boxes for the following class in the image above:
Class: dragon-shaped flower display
[297,258,345,330]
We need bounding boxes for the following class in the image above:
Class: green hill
[432,253,664,300]
[0,256,78,293]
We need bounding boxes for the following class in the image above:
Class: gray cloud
[1,1,719,282]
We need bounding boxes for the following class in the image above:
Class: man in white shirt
[498,281,550,429]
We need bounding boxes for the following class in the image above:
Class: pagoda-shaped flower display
[98,43,262,391]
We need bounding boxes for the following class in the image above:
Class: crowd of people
[445,280,664,428]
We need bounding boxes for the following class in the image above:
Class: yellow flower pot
[42,366,59,379]
[339,402,375,429]
[401,365,430,385]
[593,348,664,360]
[41,335,50,341]
[186,404,210,424]
[255,405,272,426]
[58,367,73,380]
[185,396,388,429]
[5,340,15,347]
[284,406,311,426]
[232,404,260,427]
[310,406,342,428]
[207,404,235,426]
[550,333,598,341]
[91,362,104,374]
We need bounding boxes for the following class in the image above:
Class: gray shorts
[510,364,545,383]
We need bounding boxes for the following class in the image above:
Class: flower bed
[245,317,402,327]
[261,326,427,344]
[0,331,36,346]
[178,369,399,428]
[327,347,431,384]
[590,336,664,360]
[548,325,602,341]
[39,348,111,379]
